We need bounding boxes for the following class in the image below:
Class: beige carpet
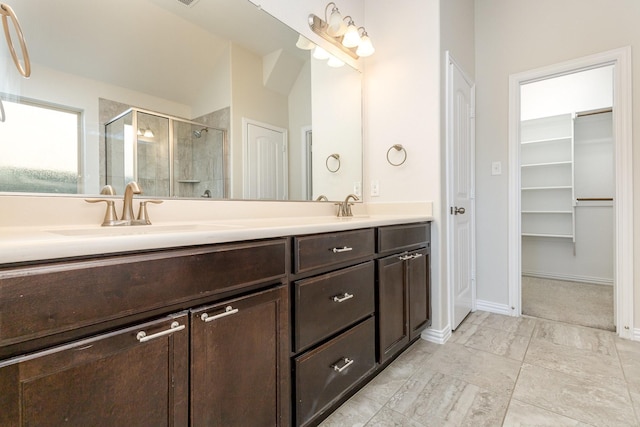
[522,276,615,331]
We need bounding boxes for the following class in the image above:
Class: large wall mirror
[0,0,362,201]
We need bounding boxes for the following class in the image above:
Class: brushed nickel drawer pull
[136,321,185,343]
[332,292,354,303]
[201,305,239,322]
[331,357,354,373]
[332,246,353,253]
[398,254,413,261]
[411,253,424,259]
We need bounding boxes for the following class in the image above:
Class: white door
[446,53,475,330]
[244,119,288,200]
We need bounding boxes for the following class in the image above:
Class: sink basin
[47,223,242,237]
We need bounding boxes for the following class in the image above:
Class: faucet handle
[334,202,344,217]
[136,200,163,225]
[85,199,119,226]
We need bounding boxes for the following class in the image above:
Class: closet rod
[575,107,613,117]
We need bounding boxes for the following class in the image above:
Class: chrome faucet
[337,193,359,217]
[122,181,142,221]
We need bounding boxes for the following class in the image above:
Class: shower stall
[104,108,226,198]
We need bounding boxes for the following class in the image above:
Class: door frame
[445,51,477,331]
[507,47,634,339]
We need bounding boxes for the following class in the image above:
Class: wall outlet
[491,161,502,176]
[371,180,380,197]
[353,181,362,197]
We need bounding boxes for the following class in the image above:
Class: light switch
[491,161,502,176]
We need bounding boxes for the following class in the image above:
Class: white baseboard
[634,328,640,342]
[522,270,613,286]
[421,325,451,344]
[475,300,512,316]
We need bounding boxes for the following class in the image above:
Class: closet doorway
[507,48,634,339]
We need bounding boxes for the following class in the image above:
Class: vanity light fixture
[308,3,374,59]
[295,34,315,50]
[341,17,360,48]
[327,55,345,68]
[356,28,375,57]
[312,45,330,60]
[325,2,346,36]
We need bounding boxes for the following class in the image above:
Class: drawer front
[294,261,374,352]
[294,228,375,273]
[377,222,430,254]
[0,239,286,353]
[295,317,375,427]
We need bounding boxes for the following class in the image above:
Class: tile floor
[319,311,640,426]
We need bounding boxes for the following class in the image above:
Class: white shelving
[520,113,575,240]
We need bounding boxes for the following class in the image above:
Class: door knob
[451,206,466,215]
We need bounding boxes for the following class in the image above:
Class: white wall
[475,0,640,324]
[521,66,613,120]
[288,60,312,200]
[363,0,444,330]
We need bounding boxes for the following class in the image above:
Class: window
[0,96,81,193]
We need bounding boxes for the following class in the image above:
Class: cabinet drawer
[294,261,374,352]
[0,239,286,357]
[295,317,375,427]
[377,222,430,254]
[294,228,375,273]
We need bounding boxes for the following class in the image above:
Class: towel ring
[326,153,341,173]
[1,3,31,78]
[386,144,407,166]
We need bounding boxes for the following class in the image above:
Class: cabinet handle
[411,253,424,259]
[332,292,354,303]
[332,246,353,253]
[398,254,412,261]
[136,321,185,343]
[331,357,354,373]
[200,305,239,322]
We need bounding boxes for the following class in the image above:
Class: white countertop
[0,214,432,265]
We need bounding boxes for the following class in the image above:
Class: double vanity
[0,200,432,426]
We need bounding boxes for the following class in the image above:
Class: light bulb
[356,34,375,57]
[295,35,315,50]
[143,128,154,138]
[342,22,360,48]
[313,46,330,60]
[327,55,345,67]
[327,6,346,36]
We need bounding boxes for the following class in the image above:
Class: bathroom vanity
[0,214,431,426]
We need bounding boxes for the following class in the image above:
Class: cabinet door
[408,248,431,340]
[376,254,409,364]
[0,313,189,427]
[190,285,289,427]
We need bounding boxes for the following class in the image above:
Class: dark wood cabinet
[0,312,189,427]
[408,247,431,340]
[377,254,410,363]
[190,285,289,427]
[376,223,431,364]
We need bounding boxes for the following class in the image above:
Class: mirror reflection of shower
[193,128,208,139]
[104,108,227,199]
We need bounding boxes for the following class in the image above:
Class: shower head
[192,128,208,138]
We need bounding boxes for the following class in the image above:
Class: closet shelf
[521,160,572,168]
[522,233,574,238]
[520,136,571,145]
[521,210,573,214]
[521,186,572,191]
